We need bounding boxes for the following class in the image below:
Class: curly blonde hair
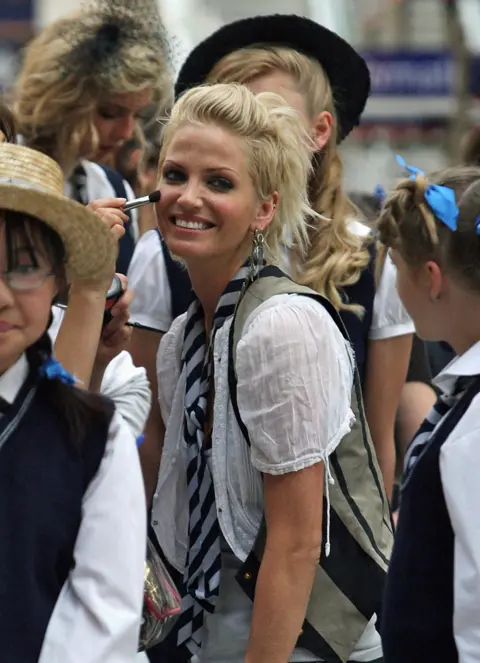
[159,83,316,264]
[14,10,173,175]
[207,46,369,313]
[378,166,480,291]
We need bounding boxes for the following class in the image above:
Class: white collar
[0,355,29,405]
[433,340,480,395]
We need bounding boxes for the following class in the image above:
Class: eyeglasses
[0,267,54,291]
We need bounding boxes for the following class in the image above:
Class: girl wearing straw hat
[0,142,146,662]
[128,14,414,505]
[0,102,151,441]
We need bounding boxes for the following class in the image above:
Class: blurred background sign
[365,52,454,97]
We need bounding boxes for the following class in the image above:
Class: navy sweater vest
[382,375,480,663]
[340,244,375,387]
[0,369,113,663]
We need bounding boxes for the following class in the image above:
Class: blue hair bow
[396,155,459,231]
[40,357,76,386]
[374,184,386,203]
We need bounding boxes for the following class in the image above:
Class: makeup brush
[123,190,161,212]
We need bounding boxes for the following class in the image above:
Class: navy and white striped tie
[177,265,250,656]
[403,377,468,480]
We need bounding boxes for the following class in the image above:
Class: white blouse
[152,293,354,569]
[152,293,383,661]
[128,221,414,338]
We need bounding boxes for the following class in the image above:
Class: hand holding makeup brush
[87,197,129,242]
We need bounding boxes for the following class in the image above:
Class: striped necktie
[403,377,469,481]
[69,163,88,204]
[177,265,250,656]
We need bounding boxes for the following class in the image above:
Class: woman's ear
[254,192,279,231]
[311,111,333,151]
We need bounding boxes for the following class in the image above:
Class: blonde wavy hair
[378,166,480,291]
[159,83,316,264]
[14,10,173,174]
[207,46,369,313]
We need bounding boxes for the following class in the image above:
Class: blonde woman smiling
[149,83,391,663]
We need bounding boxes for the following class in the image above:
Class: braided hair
[377,165,480,292]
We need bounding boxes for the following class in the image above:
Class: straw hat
[0,143,116,281]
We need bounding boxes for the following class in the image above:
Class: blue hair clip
[40,357,76,386]
[374,184,386,203]
[476,217,480,235]
[396,155,459,232]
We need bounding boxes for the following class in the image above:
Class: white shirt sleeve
[38,413,146,663]
[440,420,480,663]
[100,352,152,439]
[49,307,151,439]
[127,230,173,332]
[370,253,415,340]
[236,294,355,475]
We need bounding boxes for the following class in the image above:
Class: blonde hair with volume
[207,46,369,313]
[378,166,480,292]
[14,11,172,174]
[159,83,316,264]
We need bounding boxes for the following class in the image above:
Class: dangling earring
[248,228,264,282]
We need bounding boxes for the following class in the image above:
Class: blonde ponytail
[207,46,371,314]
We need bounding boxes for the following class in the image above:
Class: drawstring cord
[324,459,335,557]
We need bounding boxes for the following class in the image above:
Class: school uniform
[127,221,414,383]
[0,353,147,663]
[382,341,480,663]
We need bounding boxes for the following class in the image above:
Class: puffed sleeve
[236,294,355,475]
[127,230,173,332]
[48,308,151,439]
[99,352,151,440]
[370,253,415,340]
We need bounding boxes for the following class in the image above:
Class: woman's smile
[170,215,215,232]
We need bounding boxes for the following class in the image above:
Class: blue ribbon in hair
[396,155,459,231]
[40,357,76,386]
[374,184,386,203]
